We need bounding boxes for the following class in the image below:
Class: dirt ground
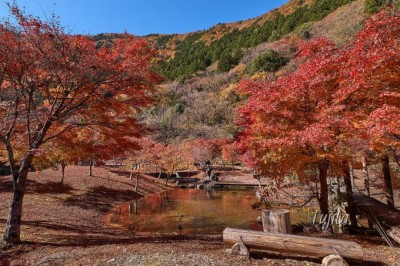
[0,166,399,265]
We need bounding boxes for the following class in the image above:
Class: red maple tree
[0,6,159,244]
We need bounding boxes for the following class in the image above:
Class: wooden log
[223,228,363,262]
[261,209,291,234]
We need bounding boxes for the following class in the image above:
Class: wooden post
[261,209,291,234]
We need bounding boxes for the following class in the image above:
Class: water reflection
[107,189,264,234]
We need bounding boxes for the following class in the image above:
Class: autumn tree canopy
[236,10,400,215]
[0,6,159,244]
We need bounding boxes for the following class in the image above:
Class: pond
[106,189,312,235]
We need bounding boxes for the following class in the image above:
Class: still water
[107,189,309,235]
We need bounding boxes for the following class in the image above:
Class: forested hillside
[155,0,355,80]
[134,0,374,146]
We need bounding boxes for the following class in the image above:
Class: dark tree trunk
[60,163,66,184]
[381,155,395,209]
[165,174,170,186]
[349,162,355,191]
[362,156,370,197]
[342,162,358,228]
[88,159,93,176]
[317,160,329,215]
[336,176,341,205]
[3,154,33,244]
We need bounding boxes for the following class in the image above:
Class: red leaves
[296,38,336,59]
[0,6,160,166]
[236,10,400,176]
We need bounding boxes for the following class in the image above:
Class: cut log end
[262,209,291,234]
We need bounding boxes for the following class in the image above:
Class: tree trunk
[362,156,370,197]
[317,160,329,215]
[336,176,341,205]
[257,179,262,189]
[342,162,357,228]
[394,152,400,169]
[60,163,66,184]
[135,173,139,192]
[381,155,395,209]
[3,154,33,244]
[88,159,93,176]
[158,168,162,179]
[130,163,135,181]
[349,162,355,191]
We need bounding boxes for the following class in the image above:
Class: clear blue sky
[0,0,288,36]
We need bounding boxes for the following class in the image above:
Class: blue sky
[0,0,288,36]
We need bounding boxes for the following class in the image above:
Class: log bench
[223,228,363,262]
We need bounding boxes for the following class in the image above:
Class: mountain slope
[151,0,357,81]
[140,0,369,145]
[93,0,373,145]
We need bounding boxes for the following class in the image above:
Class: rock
[322,254,349,266]
[230,236,250,258]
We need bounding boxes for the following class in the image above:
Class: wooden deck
[213,182,260,190]
[354,193,400,244]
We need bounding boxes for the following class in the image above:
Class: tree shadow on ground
[0,178,13,193]
[0,179,73,195]
[0,216,221,247]
[63,186,138,213]
[27,181,74,194]
[23,231,221,247]
[105,170,167,194]
[93,172,137,187]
